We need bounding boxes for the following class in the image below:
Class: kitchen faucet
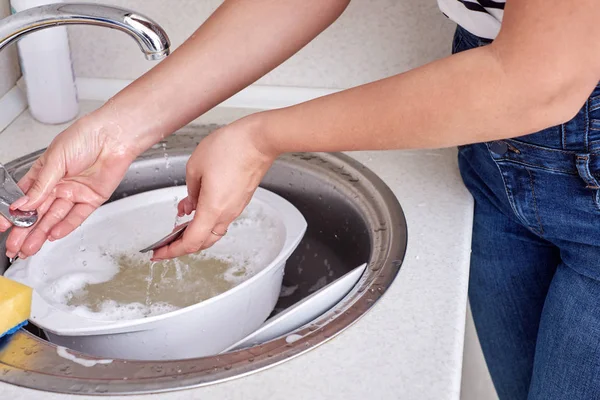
[0,3,171,228]
[0,3,170,57]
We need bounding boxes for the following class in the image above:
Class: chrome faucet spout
[0,3,170,228]
[0,3,170,60]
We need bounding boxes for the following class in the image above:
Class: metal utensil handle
[139,221,190,253]
[0,163,37,228]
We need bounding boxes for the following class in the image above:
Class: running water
[145,261,156,306]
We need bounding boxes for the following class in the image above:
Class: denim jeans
[454,25,600,400]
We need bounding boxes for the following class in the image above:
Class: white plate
[223,263,367,352]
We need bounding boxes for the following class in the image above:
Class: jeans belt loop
[575,153,600,189]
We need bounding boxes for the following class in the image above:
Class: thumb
[185,164,202,207]
[18,159,64,212]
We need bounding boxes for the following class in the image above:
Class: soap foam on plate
[9,199,284,322]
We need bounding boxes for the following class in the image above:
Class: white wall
[0,0,20,97]
[67,0,455,89]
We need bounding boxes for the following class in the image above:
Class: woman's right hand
[1,114,139,259]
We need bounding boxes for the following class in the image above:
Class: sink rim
[0,128,407,395]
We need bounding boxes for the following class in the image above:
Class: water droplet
[70,383,84,392]
[95,386,108,393]
[23,348,32,356]
[224,365,232,370]
[248,357,254,362]
[285,334,303,344]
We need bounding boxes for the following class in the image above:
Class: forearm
[256,44,595,155]
[92,0,349,155]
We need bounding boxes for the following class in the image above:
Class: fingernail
[6,251,15,259]
[48,236,55,242]
[10,196,29,210]
[18,252,26,260]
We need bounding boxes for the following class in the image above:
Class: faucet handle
[0,164,37,228]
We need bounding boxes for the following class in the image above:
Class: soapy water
[64,253,247,319]
[23,201,284,322]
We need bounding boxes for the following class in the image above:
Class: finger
[16,167,37,194]
[200,222,230,250]
[50,203,96,240]
[185,162,202,206]
[177,201,184,217]
[152,206,218,260]
[4,165,38,225]
[177,197,194,217]
[6,194,55,258]
[20,198,74,256]
[9,196,29,211]
[0,216,11,233]
[19,156,64,212]
[8,172,39,211]
[54,183,104,206]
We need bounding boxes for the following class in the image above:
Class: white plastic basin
[5,186,307,360]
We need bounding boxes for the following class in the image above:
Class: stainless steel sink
[0,125,407,395]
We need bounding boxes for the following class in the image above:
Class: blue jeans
[455,26,600,400]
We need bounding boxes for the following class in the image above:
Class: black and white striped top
[438,0,505,40]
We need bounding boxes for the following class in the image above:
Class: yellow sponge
[0,276,32,338]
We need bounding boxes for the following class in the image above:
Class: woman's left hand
[151,115,278,260]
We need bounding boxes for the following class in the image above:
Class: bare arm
[4,0,349,258]
[97,0,351,156]
[153,0,600,259]
[251,0,600,154]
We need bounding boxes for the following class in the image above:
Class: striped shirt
[438,0,505,40]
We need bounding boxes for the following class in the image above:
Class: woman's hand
[2,114,138,259]
[151,115,278,260]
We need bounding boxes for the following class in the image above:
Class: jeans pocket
[491,160,544,235]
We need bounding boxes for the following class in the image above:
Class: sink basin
[0,125,407,395]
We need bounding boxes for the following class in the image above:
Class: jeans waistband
[487,139,600,178]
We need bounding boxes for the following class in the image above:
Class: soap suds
[56,346,113,367]
[285,334,303,344]
[279,284,299,298]
[308,276,328,293]
[9,198,284,322]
